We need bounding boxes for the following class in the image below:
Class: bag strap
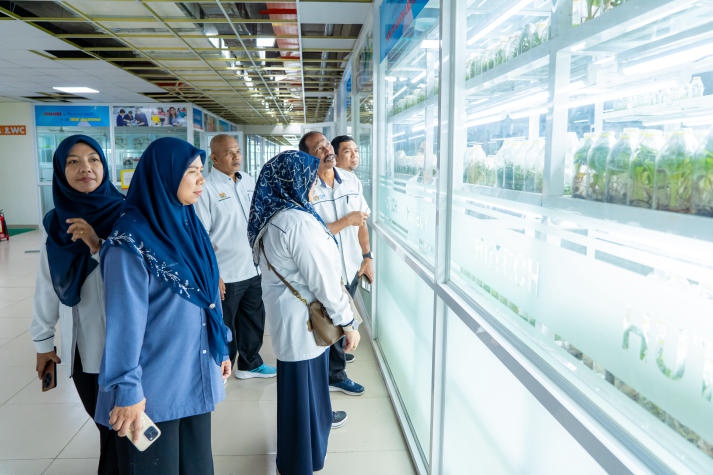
[260,240,309,307]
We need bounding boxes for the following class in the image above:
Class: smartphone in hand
[41,360,57,392]
[127,412,162,452]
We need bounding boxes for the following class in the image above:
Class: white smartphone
[127,412,162,452]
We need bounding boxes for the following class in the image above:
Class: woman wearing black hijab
[31,134,124,474]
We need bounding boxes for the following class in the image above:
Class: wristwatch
[362,251,374,259]
[342,320,359,332]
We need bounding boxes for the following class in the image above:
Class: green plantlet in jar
[691,128,713,216]
[572,134,593,198]
[628,132,661,208]
[654,131,694,213]
[586,132,612,201]
[606,132,634,204]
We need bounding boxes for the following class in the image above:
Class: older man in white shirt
[195,134,276,380]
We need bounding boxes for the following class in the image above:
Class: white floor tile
[0,403,88,459]
[214,454,277,475]
[43,457,99,475]
[0,366,34,405]
[0,459,51,475]
[322,450,416,475]
[58,419,99,459]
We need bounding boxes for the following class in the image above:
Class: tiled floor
[0,231,416,475]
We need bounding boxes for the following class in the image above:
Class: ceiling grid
[0,0,371,125]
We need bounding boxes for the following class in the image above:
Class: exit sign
[0,125,27,135]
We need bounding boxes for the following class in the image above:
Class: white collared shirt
[195,168,259,283]
[312,167,371,283]
[259,209,354,361]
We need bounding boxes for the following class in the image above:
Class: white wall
[0,103,39,227]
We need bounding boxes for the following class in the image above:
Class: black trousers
[116,412,213,475]
[72,349,120,475]
[222,275,266,371]
[328,276,358,384]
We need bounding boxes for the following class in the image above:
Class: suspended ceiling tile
[297,2,370,25]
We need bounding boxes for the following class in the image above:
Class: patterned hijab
[102,137,228,365]
[247,150,335,264]
[43,134,124,307]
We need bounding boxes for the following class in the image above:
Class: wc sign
[0,125,26,135]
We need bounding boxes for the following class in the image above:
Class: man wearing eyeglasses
[299,131,374,398]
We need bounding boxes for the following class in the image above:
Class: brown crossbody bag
[260,242,362,347]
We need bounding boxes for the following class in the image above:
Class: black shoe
[332,410,348,428]
[345,353,356,363]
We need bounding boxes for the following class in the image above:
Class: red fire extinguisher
[0,209,9,241]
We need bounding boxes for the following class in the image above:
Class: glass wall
[441,309,604,474]
[378,0,440,266]
[245,134,281,175]
[374,236,434,462]
[341,0,713,473]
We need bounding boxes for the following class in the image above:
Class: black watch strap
[362,251,373,259]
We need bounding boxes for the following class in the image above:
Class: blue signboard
[218,120,229,132]
[379,0,429,62]
[193,107,204,130]
[35,105,110,127]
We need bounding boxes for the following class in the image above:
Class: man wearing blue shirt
[195,134,276,379]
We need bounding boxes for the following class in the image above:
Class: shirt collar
[212,167,242,181]
[318,167,342,186]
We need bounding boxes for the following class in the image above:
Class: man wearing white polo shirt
[195,134,276,380]
[299,131,374,396]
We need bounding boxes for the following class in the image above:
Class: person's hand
[220,359,232,380]
[219,278,226,301]
[358,258,374,284]
[66,218,101,253]
[35,350,61,379]
[344,211,369,227]
[109,398,146,442]
[343,328,360,352]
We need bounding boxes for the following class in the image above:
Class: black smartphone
[41,360,57,392]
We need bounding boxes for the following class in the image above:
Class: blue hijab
[102,137,228,365]
[43,134,124,307]
[247,150,335,264]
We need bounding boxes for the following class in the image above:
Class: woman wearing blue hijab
[96,137,231,474]
[31,134,124,474]
[248,150,360,475]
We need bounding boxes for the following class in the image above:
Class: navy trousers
[276,351,332,475]
[116,412,213,475]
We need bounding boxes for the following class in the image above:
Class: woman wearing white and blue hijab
[96,137,231,474]
[31,134,124,474]
[248,150,360,475]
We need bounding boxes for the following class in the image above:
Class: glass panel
[379,0,439,265]
[461,0,551,195]
[375,236,434,461]
[566,3,713,216]
[356,32,374,207]
[114,127,187,191]
[37,127,110,183]
[442,310,605,474]
[464,0,552,80]
[39,184,52,218]
[450,2,713,468]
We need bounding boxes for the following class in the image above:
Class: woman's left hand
[66,218,102,253]
[220,359,232,380]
